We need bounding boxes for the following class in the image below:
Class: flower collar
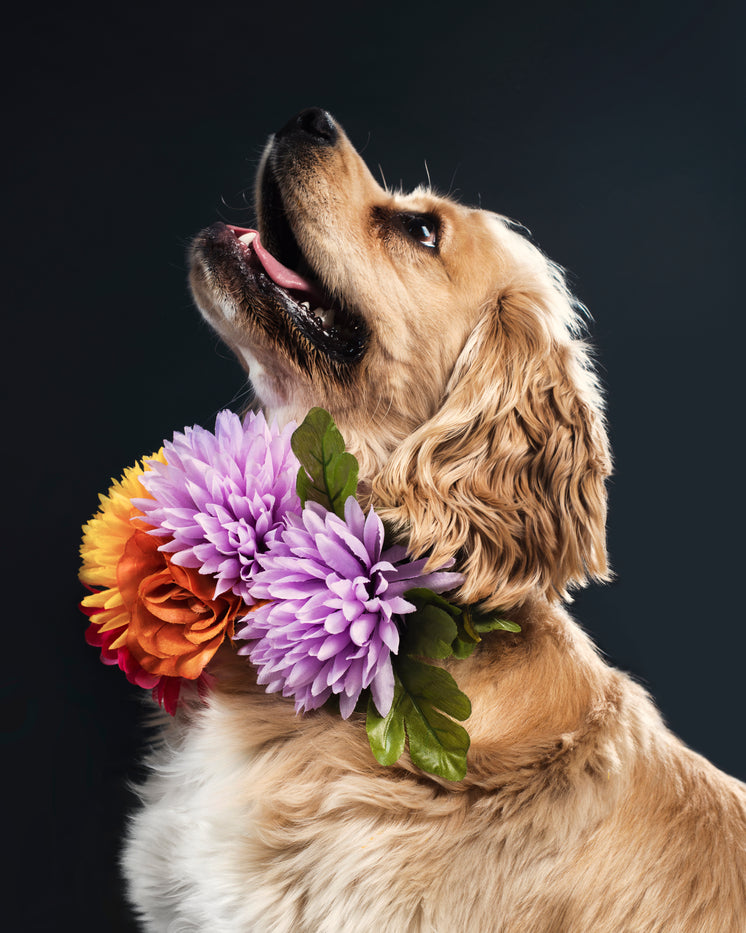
[79,408,518,781]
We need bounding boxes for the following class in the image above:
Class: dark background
[4,0,744,928]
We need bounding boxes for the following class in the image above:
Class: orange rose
[117,529,243,680]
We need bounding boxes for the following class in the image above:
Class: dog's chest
[122,688,603,932]
[122,696,463,931]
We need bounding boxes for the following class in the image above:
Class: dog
[122,108,746,931]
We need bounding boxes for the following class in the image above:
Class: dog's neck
[450,595,648,786]
[206,591,659,806]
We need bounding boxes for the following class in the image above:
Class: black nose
[276,107,338,146]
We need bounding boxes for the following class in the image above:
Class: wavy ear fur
[372,257,612,611]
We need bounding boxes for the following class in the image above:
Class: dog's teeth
[300,301,311,311]
[238,232,256,246]
[313,307,335,328]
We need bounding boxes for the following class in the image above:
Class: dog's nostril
[276,108,338,146]
[297,108,336,141]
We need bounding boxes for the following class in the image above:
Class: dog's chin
[189,221,368,370]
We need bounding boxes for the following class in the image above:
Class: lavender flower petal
[235,495,464,719]
[134,410,300,604]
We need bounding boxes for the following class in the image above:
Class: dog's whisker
[357,130,372,155]
[446,162,461,196]
[224,379,257,415]
[379,392,395,426]
[365,386,385,428]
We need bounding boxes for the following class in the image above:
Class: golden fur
[123,110,746,931]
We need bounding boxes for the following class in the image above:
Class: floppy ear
[371,276,612,611]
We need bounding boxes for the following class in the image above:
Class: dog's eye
[398,212,438,249]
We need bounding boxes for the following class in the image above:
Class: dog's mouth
[230,223,362,350]
[196,205,367,365]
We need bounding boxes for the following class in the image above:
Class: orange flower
[80,451,246,713]
[117,529,243,680]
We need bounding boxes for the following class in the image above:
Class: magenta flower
[235,497,464,719]
[134,410,300,603]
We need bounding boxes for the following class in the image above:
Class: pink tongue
[228,225,323,301]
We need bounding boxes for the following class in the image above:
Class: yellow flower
[79,453,166,680]
[80,452,165,589]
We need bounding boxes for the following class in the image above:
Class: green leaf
[460,609,481,642]
[366,660,472,781]
[405,588,462,617]
[366,687,406,766]
[452,607,481,659]
[400,696,470,782]
[295,464,312,508]
[396,657,471,721]
[402,588,465,659]
[472,616,521,634]
[291,408,359,518]
[396,657,471,782]
[402,590,493,660]
[400,605,458,660]
[451,633,478,660]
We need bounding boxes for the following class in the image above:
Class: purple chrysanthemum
[235,497,464,719]
[134,410,300,603]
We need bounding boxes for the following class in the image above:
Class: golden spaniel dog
[123,108,746,931]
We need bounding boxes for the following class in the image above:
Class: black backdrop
[4,1,744,928]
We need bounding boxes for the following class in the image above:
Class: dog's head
[190,108,611,610]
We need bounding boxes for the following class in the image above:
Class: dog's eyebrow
[370,205,442,241]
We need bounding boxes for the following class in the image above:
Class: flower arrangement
[79,407,519,780]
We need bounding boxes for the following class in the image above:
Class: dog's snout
[276,107,338,146]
